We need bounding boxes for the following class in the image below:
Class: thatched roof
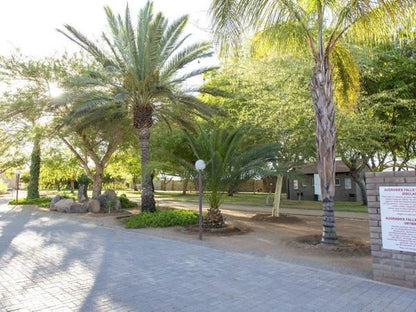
[300,160,350,174]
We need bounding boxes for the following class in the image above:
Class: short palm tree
[210,0,415,243]
[186,126,279,227]
[58,1,214,212]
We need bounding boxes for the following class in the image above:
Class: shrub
[119,194,138,209]
[125,209,198,228]
[0,179,7,194]
[9,197,51,207]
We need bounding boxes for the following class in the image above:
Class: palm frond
[160,42,213,81]
[57,25,111,66]
[330,43,360,110]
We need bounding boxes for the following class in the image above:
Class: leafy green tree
[359,42,416,171]
[0,126,26,174]
[202,52,316,161]
[39,147,82,191]
[337,109,382,205]
[56,97,130,198]
[150,124,197,195]
[186,125,279,227]
[210,0,415,243]
[0,55,62,199]
[58,2,215,212]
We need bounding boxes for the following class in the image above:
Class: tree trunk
[92,165,104,199]
[70,179,75,194]
[138,127,156,212]
[311,59,338,244]
[27,136,41,199]
[182,178,189,195]
[351,170,367,205]
[272,175,283,217]
[132,176,139,191]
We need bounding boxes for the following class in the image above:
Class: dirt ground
[97,207,373,279]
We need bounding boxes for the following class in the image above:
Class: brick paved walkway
[0,200,415,312]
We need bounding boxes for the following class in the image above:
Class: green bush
[9,197,51,207]
[0,179,7,194]
[125,209,198,228]
[119,194,138,209]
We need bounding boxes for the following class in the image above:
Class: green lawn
[38,189,367,213]
[154,191,367,213]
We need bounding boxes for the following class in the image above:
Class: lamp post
[195,159,206,240]
[15,170,21,203]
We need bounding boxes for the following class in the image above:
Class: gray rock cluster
[49,197,88,213]
[49,189,122,214]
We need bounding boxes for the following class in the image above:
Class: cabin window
[345,178,352,190]
[335,178,341,186]
[293,180,299,190]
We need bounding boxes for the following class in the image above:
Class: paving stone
[0,197,415,312]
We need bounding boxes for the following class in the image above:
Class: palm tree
[58,1,214,212]
[210,0,415,244]
[186,126,279,227]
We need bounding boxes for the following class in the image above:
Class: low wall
[366,171,416,289]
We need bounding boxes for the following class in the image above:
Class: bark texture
[27,136,41,199]
[92,165,104,199]
[138,127,156,212]
[272,175,283,217]
[311,59,338,244]
[134,105,156,212]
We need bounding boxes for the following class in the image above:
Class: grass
[154,191,367,213]
[119,194,138,209]
[9,197,52,208]
[32,189,366,213]
[125,209,198,228]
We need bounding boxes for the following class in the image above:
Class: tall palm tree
[58,1,215,212]
[210,0,415,244]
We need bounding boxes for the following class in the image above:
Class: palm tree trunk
[138,127,156,212]
[311,59,338,244]
[27,135,41,199]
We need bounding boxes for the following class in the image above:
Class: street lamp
[15,170,21,203]
[195,159,206,240]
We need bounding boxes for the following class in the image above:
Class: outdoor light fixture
[195,159,205,240]
[195,159,206,171]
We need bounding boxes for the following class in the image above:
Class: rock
[68,203,88,213]
[50,195,63,211]
[87,199,101,213]
[97,194,106,209]
[78,184,88,203]
[97,189,121,212]
[54,199,74,213]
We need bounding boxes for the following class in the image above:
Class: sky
[0,0,214,57]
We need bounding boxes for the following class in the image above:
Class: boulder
[50,195,63,211]
[54,199,74,213]
[68,203,88,213]
[97,189,121,212]
[87,199,101,213]
[78,184,88,203]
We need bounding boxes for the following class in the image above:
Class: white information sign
[380,186,416,253]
